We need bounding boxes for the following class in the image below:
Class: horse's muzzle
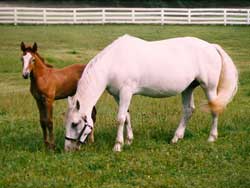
[64,139,80,152]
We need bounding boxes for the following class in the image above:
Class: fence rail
[0,7,249,25]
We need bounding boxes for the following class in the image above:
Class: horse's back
[106,36,221,96]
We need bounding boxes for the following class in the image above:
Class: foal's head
[20,42,38,79]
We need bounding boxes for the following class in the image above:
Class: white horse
[64,35,238,152]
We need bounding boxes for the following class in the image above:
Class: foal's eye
[71,122,78,128]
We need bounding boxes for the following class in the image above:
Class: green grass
[0,25,250,188]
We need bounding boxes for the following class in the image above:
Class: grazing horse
[64,35,238,152]
[20,42,96,150]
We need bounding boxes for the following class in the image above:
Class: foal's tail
[208,44,238,114]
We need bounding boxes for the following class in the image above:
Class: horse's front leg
[88,106,97,143]
[125,111,133,145]
[113,88,132,152]
[172,86,196,143]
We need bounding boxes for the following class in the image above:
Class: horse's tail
[208,44,238,114]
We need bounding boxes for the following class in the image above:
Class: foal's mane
[35,52,53,68]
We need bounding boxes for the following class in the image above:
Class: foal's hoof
[48,144,56,151]
[208,134,217,142]
[113,143,122,152]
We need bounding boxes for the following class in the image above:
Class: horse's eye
[71,122,78,128]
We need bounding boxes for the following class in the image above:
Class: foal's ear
[76,100,80,111]
[21,42,25,52]
[32,42,37,52]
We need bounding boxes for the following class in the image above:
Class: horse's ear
[32,42,37,52]
[68,96,73,107]
[76,100,80,111]
[21,42,25,52]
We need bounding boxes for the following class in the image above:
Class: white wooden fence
[0,7,250,25]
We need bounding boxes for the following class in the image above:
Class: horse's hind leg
[171,83,197,144]
[204,89,219,142]
[208,112,218,142]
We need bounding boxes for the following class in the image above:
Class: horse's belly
[136,87,178,98]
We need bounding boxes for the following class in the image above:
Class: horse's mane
[76,35,124,99]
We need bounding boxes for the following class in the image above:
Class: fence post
[14,8,17,25]
[224,9,227,26]
[161,8,164,25]
[188,9,191,24]
[102,8,106,24]
[43,8,46,24]
[248,9,250,25]
[132,9,135,23]
[73,9,76,24]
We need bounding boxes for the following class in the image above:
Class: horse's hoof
[113,143,122,152]
[125,138,133,145]
[208,134,217,142]
[171,136,179,144]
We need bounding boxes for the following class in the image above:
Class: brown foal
[20,42,96,150]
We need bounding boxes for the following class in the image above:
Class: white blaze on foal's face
[21,52,34,78]
[20,42,37,79]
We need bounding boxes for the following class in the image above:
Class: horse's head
[20,42,37,79]
[64,96,93,152]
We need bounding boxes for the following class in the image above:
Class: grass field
[0,25,250,188]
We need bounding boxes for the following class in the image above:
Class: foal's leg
[45,98,55,150]
[88,128,95,143]
[171,87,196,144]
[36,100,49,148]
[113,88,133,152]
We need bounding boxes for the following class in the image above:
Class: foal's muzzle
[22,73,29,79]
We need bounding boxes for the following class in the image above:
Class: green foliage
[0,25,250,187]
[3,0,250,8]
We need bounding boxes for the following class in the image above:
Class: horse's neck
[31,54,50,79]
[77,61,108,115]
[76,37,122,116]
